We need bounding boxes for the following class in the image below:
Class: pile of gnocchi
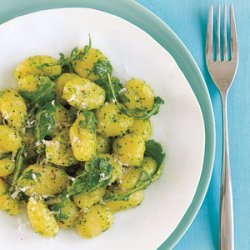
[0,38,165,239]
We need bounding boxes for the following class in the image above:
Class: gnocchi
[0,88,27,129]
[0,40,165,239]
[27,196,59,237]
[63,78,105,110]
[76,204,114,238]
[96,103,134,137]
[113,134,146,167]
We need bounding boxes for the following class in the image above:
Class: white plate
[0,8,205,250]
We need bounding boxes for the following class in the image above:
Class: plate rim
[0,0,215,249]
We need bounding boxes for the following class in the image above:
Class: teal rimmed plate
[0,1,215,249]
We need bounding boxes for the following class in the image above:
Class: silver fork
[206,4,238,250]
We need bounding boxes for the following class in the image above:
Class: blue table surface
[136,0,250,249]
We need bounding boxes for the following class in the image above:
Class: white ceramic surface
[0,8,205,250]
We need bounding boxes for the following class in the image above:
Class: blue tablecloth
[137,0,250,249]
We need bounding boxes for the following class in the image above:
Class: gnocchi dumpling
[96,103,134,137]
[55,73,80,104]
[0,157,15,177]
[125,79,155,111]
[63,78,105,110]
[0,88,27,129]
[27,196,59,237]
[130,119,152,141]
[105,191,144,213]
[76,204,114,238]
[0,125,22,153]
[96,134,110,154]
[14,55,61,79]
[18,75,40,92]
[113,134,145,167]
[72,48,112,81]
[0,178,22,215]
[118,166,142,191]
[73,188,105,210]
[69,112,97,161]
[45,128,78,167]
[17,164,69,196]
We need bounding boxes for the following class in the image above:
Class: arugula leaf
[35,102,56,142]
[107,74,164,120]
[49,157,113,216]
[9,147,26,193]
[78,111,97,131]
[92,59,113,80]
[96,77,129,103]
[19,76,55,106]
[67,157,113,196]
[104,140,165,201]
[49,196,70,220]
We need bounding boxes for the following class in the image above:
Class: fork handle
[220,92,234,250]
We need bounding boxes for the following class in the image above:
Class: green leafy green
[96,77,129,103]
[19,76,55,106]
[104,140,165,201]
[107,74,164,120]
[78,111,97,131]
[48,157,113,216]
[9,147,26,193]
[92,59,113,80]
[35,102,56,142]
[67,157,113,196]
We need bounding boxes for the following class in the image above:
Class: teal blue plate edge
[0,0,216,249]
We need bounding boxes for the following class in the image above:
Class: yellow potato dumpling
[70,112,96,161]
[45,129,78,167]
[55,73,80,104]
[141,157,157,176]
[96,103,134,137]
[118,167,142,191]
[73,48,106,81]
[130,119,152,141]
[57,200,79,229]
[105,191,144,213]
[0,88,27,129]
[17,164,69,196]
[0,125,22,153]
[63,78,105,110]
[73,188,105,210]
[0,157,15,177]
[14,55,61,80]
[125,79,155,111]
[76,204,114,239]
[113,134,145,167]
[0,178,22,215]
[27,196,59,237]
[96,134,110,154]
[18,75,40,92]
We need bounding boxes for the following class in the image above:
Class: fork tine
[230,4,238,61]
[216,5,221,61]
[206,5,213,61]
[223,4,228,61]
